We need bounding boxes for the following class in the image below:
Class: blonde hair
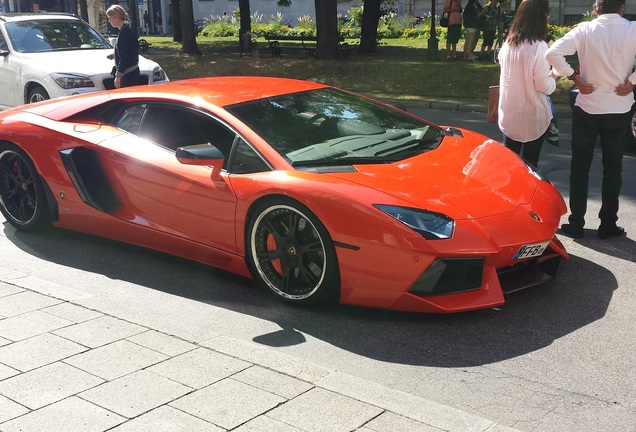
[106,5,129,22]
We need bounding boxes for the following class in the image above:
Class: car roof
[15,77,333,120]
[0,13,81,23]
[135,76,332,107]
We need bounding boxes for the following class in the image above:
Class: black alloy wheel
[0,144,49,231]
[247,199,339,304]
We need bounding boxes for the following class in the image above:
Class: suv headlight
[51,73,95,89]
[374,205,454,240]
[152,67,168,82]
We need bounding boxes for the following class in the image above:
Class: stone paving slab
[0,310,73,341]
[148,347,250,389]
[0,333,87,372]
[109,405,224,432]
[0,274,523,432]
[64,339,168,380]
[267,387,384,432]
[0,361,103,410]
[52,315,146,348]
[170,378,286,429]
[0,396,125,432]
[80,369,191,418]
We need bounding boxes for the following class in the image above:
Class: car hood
[17,49,161,75]
[323,137,540,220]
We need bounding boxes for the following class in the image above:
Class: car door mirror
[0,50,9,57]
[176,143,225,180]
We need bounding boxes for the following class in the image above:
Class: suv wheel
[27,86,50,104]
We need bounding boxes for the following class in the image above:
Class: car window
[6,19,110,53]
[0,32,7,51]
[230,138,272,174]
[137,105,236,156]
[227,88,443,167]
[115,104,146,134]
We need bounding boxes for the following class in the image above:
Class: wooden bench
[264,35,353,60]
[138,38,152,55]
[265,35,316,58]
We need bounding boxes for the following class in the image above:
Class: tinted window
[6,19,110,53]
[227,88,442,167]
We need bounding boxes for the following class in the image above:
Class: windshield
[226,88,443,167]
[6,19,111,53]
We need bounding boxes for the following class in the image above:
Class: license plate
[513,241,549,260]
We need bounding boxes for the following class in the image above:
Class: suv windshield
[6,19,110,53]
[227,88,443,167]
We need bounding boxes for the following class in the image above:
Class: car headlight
[152,67,168,82]
[51,73,95,89]
[374,205,454,240]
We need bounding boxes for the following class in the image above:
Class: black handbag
[440,13,449,28]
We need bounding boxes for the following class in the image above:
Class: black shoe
[560,223,584,239]
[597,225,625,239]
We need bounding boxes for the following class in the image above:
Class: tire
[27,86,50,104]
[246,198,340,304]
[0,143,50,231]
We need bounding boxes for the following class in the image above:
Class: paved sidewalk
[0,267,522,432]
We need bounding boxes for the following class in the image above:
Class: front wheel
[0,143,49,231]
[27,86,50,104]
[246,199,340,305]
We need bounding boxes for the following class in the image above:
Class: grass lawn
[143,36,574,108]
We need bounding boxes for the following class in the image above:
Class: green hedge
[198,9,574,41]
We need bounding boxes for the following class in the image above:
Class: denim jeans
[568,106,630,228]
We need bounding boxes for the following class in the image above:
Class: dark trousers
[503,129,547,168]
[121,67,140,88]
[568,106,629,228]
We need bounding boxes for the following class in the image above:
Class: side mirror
[0,50,9,57]
[176,143,225,180]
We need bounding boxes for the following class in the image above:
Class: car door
[99,102,240,254]
[0,29,18,108]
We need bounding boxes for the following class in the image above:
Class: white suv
[0,12,168,110]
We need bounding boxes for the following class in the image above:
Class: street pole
[427,0,439,60]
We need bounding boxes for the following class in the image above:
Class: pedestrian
[546,0,636,239]
[106,5,140,89]
[443,0,463,60]
[143,10,149,35]
[478,0,500,60]
[156,11,163,36]
[497,0,555,169]
[462,0,483,61]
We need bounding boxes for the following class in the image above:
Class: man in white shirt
[546,0,636,239]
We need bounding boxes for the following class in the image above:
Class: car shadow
[4,224,615,368]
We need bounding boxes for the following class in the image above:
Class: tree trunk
[78,0,88,22]
[128,0,139,36]
[172,0,182,42]
[238,0,252,55]
[314,0,339,60]
[359,0,381,53]
[180,0,202,55]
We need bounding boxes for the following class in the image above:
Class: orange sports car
[0,77,568,313]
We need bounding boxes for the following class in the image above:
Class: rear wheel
[0,143,49,231]
[246,198,339,304]
[27,86,50,104]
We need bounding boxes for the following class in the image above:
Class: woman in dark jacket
[106,5,140,88]
[463,0,483,61]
